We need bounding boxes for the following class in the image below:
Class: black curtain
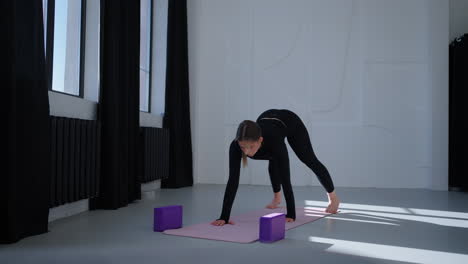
[449,34,468,191]
[161,0,193,188]
[2,0,51,243]
[90,0,141,209]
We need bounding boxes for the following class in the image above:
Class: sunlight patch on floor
[309,236,468,264]
[305,201,468,228]
[305,213,400,226]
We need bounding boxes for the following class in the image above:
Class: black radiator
[139,127,170,183]
[50,116,101,208]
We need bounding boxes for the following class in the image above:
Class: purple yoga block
[259,213,286,243]
[154,205,183,232]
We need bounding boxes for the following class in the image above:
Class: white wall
[188,0,449,190]
[428,0,449,191]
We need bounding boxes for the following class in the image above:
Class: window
[152,0,168,116]
[47,0,85,97]
[42,0,48,53]
[83,0,100,102]
[140,0,153,112]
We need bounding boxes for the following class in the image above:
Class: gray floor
[1,184,468,264]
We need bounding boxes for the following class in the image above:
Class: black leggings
[263,110,335,194]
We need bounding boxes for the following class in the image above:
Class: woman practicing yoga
[211,109,340,226]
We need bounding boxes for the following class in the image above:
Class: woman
[211,109,340,226]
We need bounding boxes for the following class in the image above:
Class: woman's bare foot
[211,219,235,226]
[325,191,340,214]
[266,199,281,209]
[286,217,295,223]
[266,192,281,209]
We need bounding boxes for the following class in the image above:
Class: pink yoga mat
[163,207,330,243]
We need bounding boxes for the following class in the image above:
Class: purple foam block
[259,212,285,243]
[154,205,183,232]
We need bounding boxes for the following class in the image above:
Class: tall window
[152,0,168,116]
[42,0,48,53]
[50,0,84,96]
[140,0,153,112]
[83,0,100,102]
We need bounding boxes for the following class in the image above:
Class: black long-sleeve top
[218,118,293,223]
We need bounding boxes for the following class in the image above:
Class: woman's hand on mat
[325,191,340,214]
[286,218,295,223]
[211,219,235,226]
